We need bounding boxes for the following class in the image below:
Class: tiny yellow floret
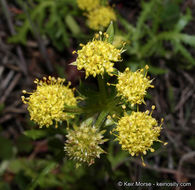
[74,35,122,78]
[64,124,106,167]
[77,0,100,11]
[114,111,163,157]
[21,77,77,128]
[87,6,116,30]
[116,67,154,106]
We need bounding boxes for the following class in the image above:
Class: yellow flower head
[114,109,163,157]
[74,33,122,78]
[65,124,106,167]
[116,66,154,106]
[87,6,116,30]
[21,77,77,128]
[77,0,100,11]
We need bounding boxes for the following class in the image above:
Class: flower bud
[65,125,107,167]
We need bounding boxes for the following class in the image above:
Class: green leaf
[105,21,114,44]
[178,34,195,47]
[8,20,30,44]
[160,1,180,30]
[65,14,81,35]
[174,9,192,32]
[23,129,48,140]
[176,43,195,66]
[140,31,195,65]
[26,162,57,190]
[135,0,156,41]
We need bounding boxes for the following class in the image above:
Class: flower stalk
[97,75,107,101]
[95,110,109,128]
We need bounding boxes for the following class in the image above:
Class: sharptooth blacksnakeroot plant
[22,23,167,167]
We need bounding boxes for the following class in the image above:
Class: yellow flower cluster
[114,110,163,157]
[76,0,116,30]
[87,6,116,30]
[21,77,77,128]
[77,0,100,11]
[111,65,166,164]
[65,124,106,167]
[74,33,122,77]
[116,66,154,106]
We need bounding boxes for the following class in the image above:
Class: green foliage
[0,136,14,160]
[23,129,48,140]
[105,21,114,43]
[9,0,82,51]
[7,159,59,189]
[119,0,195,70]
[26,162,57,190]
[107,142,129,169]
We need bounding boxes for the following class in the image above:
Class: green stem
[27,162,57,190]
[95,110,109,128]
[64,105,83,114]
[97,75,107,101]
[95,76,110,128]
